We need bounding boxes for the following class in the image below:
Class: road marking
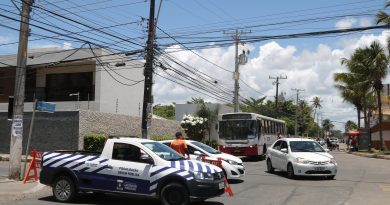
[380,185,390,192]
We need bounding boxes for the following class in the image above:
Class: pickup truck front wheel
[53,176,76,202]
[160,182,189,205]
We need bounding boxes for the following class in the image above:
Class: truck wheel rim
[166,189,182,204]
[55,180,71,201]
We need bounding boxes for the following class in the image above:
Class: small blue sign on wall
[36,101,56,113]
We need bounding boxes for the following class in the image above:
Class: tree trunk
[377,89,385,151]
[357,108,361,128]
[363,106,368,128]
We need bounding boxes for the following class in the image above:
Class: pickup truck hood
[169,160,223,174]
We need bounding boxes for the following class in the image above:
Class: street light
[69,92,80,110]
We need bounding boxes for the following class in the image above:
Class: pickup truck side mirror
[140,155,154,164]
[193,151,202,156]
[280,148,288,153]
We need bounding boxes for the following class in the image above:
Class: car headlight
[223,159,238,165]
[329,158,337,164]
[295,157,309,164]
[193,171,214,181]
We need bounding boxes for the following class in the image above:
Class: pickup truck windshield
[142,142,185,161]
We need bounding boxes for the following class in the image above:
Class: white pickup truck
[40,138,225,205]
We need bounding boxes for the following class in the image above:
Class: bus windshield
[219,120,257,140]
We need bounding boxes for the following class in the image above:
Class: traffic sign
[36,101,56,113]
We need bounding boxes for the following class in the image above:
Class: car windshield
[191,141,221,154]
[289,141,325,152]
[142,142,185,161]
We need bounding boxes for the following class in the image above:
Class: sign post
[22,100,55,178]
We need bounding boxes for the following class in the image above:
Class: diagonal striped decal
[196,163,203,172]
[57,155,86,168]
[206,165,211,173]
[92,165,108,173]
[43,154,72,166]
[45,154,76,167]
[188,161,194,171]
[42,153,62,163]
[150,166,170,177]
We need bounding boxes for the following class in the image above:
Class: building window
[46,72,94,101]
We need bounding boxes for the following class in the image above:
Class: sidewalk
[0,178,46,204]
[339,143,390,160]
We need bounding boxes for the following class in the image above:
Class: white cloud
[63,42,72,49]
[359,17,372,27]
[335,17,357,29]
[0,36,12,44]
[154,31,390,130]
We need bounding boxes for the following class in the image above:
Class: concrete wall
[0,111,79,154]
[97,49,145,117]
[79,111,181,147]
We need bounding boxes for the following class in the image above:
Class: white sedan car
[161,140,245,180]
[266,138,337,179]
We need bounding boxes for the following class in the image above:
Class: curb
[0,156,32,162]
[0,181,46,195]
[348,152,390,160]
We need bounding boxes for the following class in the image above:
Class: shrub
[150,136,176,141]
[180,114,208,141]
[84,133,107,152]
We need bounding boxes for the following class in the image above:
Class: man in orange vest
[170,132,190,159]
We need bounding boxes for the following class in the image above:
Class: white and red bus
[218,112,286,157]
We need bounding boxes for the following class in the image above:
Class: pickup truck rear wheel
[160,182,189,205]
[53,176,76,202]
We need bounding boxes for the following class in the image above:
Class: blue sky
[1,0,390,130]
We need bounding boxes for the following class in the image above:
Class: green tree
[322,119,334,138]
[345,120,358,132]
[311,96,322,118]
[187,97,210,104]
[153,104,175,120]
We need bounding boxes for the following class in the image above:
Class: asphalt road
[1,151,390,205]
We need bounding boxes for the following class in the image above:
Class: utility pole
[292,88,304,137]
[269,74,287,110]
[141,0,155,139]
[9,0,32,180]
[224,30,250,112]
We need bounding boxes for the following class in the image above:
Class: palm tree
[340,41,388,150]
[322,119,334,138]
[345,120,358,132]
[311,96,322,119]
[241,97,266,113]
[376,5,390,150]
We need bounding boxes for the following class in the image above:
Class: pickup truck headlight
[193,171,214,181]
[223,159,238,165]
[295,157,309,164]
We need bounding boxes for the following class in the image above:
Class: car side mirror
[324,148,329,152]
[194,151,202,156]
[280,148,288,153]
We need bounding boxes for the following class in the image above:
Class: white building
[0,47,144,116]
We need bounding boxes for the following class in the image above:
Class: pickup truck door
[104,143,154,194]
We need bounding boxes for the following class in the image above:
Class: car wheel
[266,158,274,173]
[160,182,189,205]
[53,176,77,202]
[287,163,295,179]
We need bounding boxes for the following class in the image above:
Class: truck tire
[53,176,77,202]
[160,182,189,205]
[266,158,274,173]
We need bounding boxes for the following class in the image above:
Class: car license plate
[314,166,325,171]
[219,182,225,189]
